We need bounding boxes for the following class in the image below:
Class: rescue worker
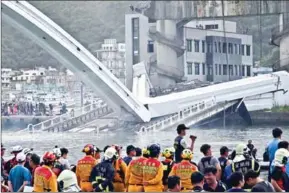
[169,149,198,192]
[270,148,289,192]
[76,144,98,192]
[143,144,164,192]
[218,146,230,183]
[52,146,65,176]
[89,147,117,192]
[224,144,260,185]
[111,145,127,192]
[93,147,103,164]
[174,124,196,163]
[161,147,176,191]
[4,145,23,174]
[33,151,58,192]
[125,147,149,192]
[57,169,81,192]
[142,147,150,159]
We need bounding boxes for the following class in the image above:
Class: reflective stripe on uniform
[92,176,106,185]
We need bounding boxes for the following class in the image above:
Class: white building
[184,20,253,82]
[1,68,12,89]
[95,39,126,85]
[125,15,253,87]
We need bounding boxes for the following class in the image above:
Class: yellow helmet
[142,148,150,157]
[181,149,193,160]
[162,147,175,158]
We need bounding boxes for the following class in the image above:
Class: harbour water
[2,125,288,165]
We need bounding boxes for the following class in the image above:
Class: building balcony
[270,24,289,46]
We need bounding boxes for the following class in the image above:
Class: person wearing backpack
[218,146,230,184]
[198,144,222,180]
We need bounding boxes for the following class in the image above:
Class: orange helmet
[42,151,56,162]
[82,144,95,154]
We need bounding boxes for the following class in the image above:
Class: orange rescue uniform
[169,160,198,191]
[143,158,164,192]
[113,158,127,192]
[125,157,147,192]
[76,155,98,192]
[33,165,58,192]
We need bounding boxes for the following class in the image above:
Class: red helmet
[42,151,56,162]
[82,144,95,154]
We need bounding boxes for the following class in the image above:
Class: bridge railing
[138,97,216,133]
[22,103,105,133]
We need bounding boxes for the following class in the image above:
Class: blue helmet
[148,144,161,157]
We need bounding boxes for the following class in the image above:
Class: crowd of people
[1,101,68,116]
[1,125,289,192]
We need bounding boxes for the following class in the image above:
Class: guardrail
[19,102,106,133]
[138,97,217,133]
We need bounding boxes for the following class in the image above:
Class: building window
[223,64,228,75]
[239,65,242,76]
[241,44,245,55]
[147,40,154,53]
[246,45,251,56]
[234,44,238,54]
[238,45,241,55]
[222,42,227,53]
[215,64,218,75]
[247,66,251,76]
[219,64,222,75]
[187,62,193,75]
[202,41,205,53]
[229,65,233,76]
[207,42,212,53]
[235,65,238,76]
[228,43,233,54]
[208,65,213,75]
[218,42,222,53]
[205,24,218,30]
[242,66,245,76]
[214,42,217,52]
[202,63,206,75]
[186,39,192,52]
[132,18,140,64]
[195,63,200,75]
[194,40,200,52]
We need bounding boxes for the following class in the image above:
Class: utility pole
[80,82,84,107]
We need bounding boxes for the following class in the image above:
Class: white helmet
[235,144,249,155]
[53,146,61,158]
[57,170,80,192]
[22,148,33,156]
[104,147,118,161]
[11,145,23,153]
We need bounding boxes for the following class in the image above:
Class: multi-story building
[1,68,12,89]
[125,14,253,87]
[184,20,253,82]
[95,39,126,85]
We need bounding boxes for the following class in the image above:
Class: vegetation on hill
[2,1,279,69]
